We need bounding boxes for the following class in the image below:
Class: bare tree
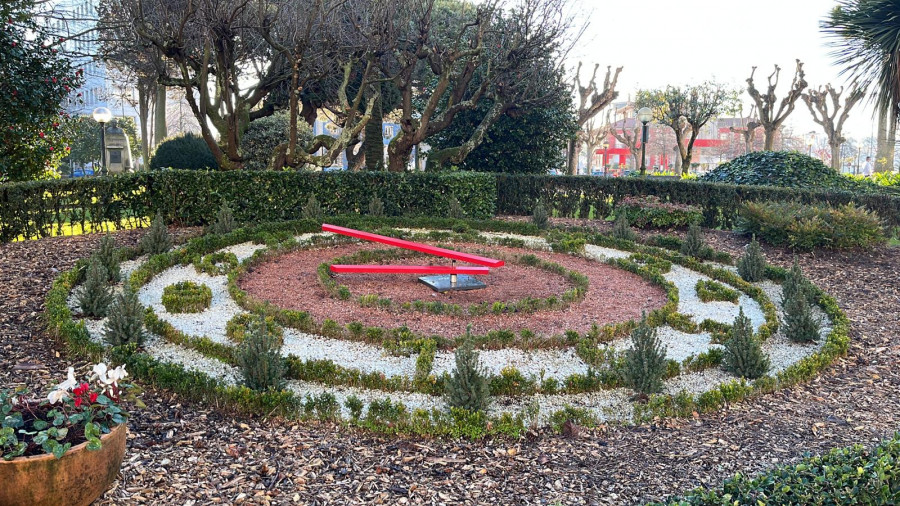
[746,60,808,151]
[580,116,610,173]
[727,104,761,155]
[802,84,864,171]
[609,111,641,169]
[567,63,622,174]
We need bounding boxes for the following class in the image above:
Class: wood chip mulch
[1,221,899,505]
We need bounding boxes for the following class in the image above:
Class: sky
[569,0,880,148]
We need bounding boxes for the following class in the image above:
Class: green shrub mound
[695,280,739,303]
[161,281,213,313]
[96,235,121,283]
[149,132,218,171]
[236,314,286,391]
[78,256,113,317]
[241,111,312,171]
[103,284,147,346]
[445,339,490,413]
[193,251,239,276]
[226,313,284,346]
[658,434,900,505]
[531,201,549,230]
[680,223,706,258]
[611,212,638,241]
[740,201,884,251]
[209,202,236,235]
[699,150,879,192]
[722,308,769,379]
[737,236,766,282]
[140,212,173,255]
[615,195,702,228]
[623,316,668,395]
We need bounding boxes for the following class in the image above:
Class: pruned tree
[746,60,808,151]
[636,82,730,175]
[609,111,641,169]
[802,84,864,171]
[728,104,761,155]
[580,117,610,173]
[567,63,622,174]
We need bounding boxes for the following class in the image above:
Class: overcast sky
[568,0,879,146]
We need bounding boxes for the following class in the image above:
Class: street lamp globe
[92,107,112,124]
[637,107,653,124]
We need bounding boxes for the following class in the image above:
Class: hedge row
[496,174,900,228]
[0,170,496,242]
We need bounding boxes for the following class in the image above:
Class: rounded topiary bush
[241,111,313,171]
[149,132,218,170]
[161,281,213,313]
[700,151,876,192]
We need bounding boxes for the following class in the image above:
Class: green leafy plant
[103,284,147,346]
[300,194,324,221]
[447,194,465,219]
[781,259,815,306]
[783,284,821,343]
[615,195,703,228]
[226,313,284,346]
[739,200,884,251]
[547,230,586,254]
[241,111,312,171]
[622,316,668,395]
[140,212,173,255]
[77,256,113,317]
[611,212,638,241]
[161,281,212,313]
[737,236,766,282]
[367,196,385,217]
[149,132,218,170]
[722,307,770,379]
[532,201,549,229]
[445,339,490,413]
[236,315,286,391]
[695,280,739,303]
[680,222,706,257]
[96,235,121,283]
[209,201,237,235]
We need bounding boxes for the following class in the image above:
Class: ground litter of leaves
[1,219,898,505]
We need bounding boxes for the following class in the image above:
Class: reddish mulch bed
[1,220,899,505]
[239,243,667,338]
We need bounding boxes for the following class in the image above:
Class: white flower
[55,366,78,392]
[107,365,127,384]
[92,363,109,383]
[47,388,69,404]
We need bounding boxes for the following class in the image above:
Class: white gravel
[432,347,589,380]
[664,265,765,329]
[612,327,723,363]
[218,242,267,263]
[282,329,419,378]
[584,244,632,260]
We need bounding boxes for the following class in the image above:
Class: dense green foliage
[739,201,885,251]
[782,263,821,344]
[737,236,766,282]
[623,317,668,395]
[0,0,84,181]
[241,111,313,171]
[209,202,237,235]
[700,151,882,192]
[611,213,638,241]
[657,434,900,505]
[722,308,769,379]
[161,281,212,313]
[77,256,112,317]
[102,285,147,347]
[367,196,384,217]
[695,280,739,303]
[226,313,284,346]
[149,133,218,171]
[300,194,324,221]
[680,223,706,257]
[140,213,173,254]
[96,235,121,283]
[615,195,703,228]
[236,315,286,391]
[445,340,491,413]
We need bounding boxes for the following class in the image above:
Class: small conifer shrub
[622,316,668,395]
[78,256,113,317]
[236,315,286,391]
[722,307,770,379]
[103,284,147,346]
[368,196,385,217]
[680,222,705,257]
[445,340,490,413]
[447,194,465,220]
[301,194,324,221]
[737,236,767,282]
[96,234,121,282]
[226,313,284,346]
[782,258,815,306]
[783,282,821,343]
[611,212,638,242]
[141,212,173,255]
[209,201,237,235]
[532,201,549,230]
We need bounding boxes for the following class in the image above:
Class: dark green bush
[77,256,112,317]
[622,316,668,395]
[209,202,236,235]
[615,195,702,228]
[445,340,490,413]
[149,132,218,171]
[739,200,884,251]
[737,236,766,282]
[226,313,284,346]
[300,194,324,221]
[140,212,173,255]
[447,194,465,219]
[236,314,286,391]
[695,280,739,303]
[680,223,706,257]
[783,284,821,343]
[161,281,212,313]
[367,196,384,217]
[241,111,312,171]
[611,212,638,241]
[103,284,147,346]
[96,234,121,283]
[722,308,769,379]
[532,201,549,230]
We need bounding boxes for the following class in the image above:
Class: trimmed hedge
[0,170,496,241]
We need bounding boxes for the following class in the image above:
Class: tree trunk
[830,143,842,171]
[387,135,413,172]
[137,82,151,170]
[566,139,578,175]
[154,85,167,147]
[887,117,897,172]
[763,126,776,151]
[364,93,383,170]
[673,146,682,173]
[585,144,595,173]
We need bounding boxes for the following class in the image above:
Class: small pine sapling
[368,196,385,217]
[611,212,638,242]
[737,235,767,282]
[103,284,147,346]
[301,194,324,221]
[532,201,549,230]
[140,212,173,255]
[622,315,668,395]
[445,339,490,413]
[95,234,121,282]
[447,194,465,220]
[78,256,113,317]
[781,258,815,306]
[680,222,705,257]
[722,307,770,379]
[209,201,237,235]
[236,314,286,391]
[783,281,821,343]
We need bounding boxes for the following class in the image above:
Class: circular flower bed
[161,281,212,313]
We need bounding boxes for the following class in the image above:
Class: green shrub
[695,280,739,304]
[209,201,236,235]
[547,230,586,254]
[149,132,218,170]
[300,194,324,221]
[241,111,312,171]
[140,212,173,255]
[77,256,113,317]
[236,314,286,391]
[615,195,702,228]
[739,200,884,251]
[622,316,668,395]
[447,194,465,219]
[680,223,705,257]
[783,284,821,343]
[532,201,549,230]
[161,281,212,313]
[722,308,769,379]
[737,236,766,282]
[344,395,364,420]
[226,313,284,346]
[96,234,121,282]
[102,284,147,346]
[367,196,384,217]
[445,340,490,413]
[611,212,638,241]
[781,259,815,307]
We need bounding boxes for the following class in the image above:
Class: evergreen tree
[680,222,705,257]
[300,194,324,221]
[737,235,767,282]
[611,213,638,242]
[103,284,147,346]
[78,256,113,317]
[783,283,821,343]
[445,340,490,412]
[532,201,549,230]
[782,258,815,306]
[236,315,286,391]
[367,196,384,217]
[210,201,237,235]
[723,307,770,379]
[622,316,668,395]
[140,212,173,254]
[96,234,121,283]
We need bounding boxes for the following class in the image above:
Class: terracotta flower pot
[0,423,127,506]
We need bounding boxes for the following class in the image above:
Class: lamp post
[601,141,609,177]
[637,107,653,176]
[807,131,816,158]
[92,107,113,176]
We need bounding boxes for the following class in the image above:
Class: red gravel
[239,243,667,339]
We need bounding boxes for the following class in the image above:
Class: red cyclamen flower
[74,397,82,407]
[89,392,98,403]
